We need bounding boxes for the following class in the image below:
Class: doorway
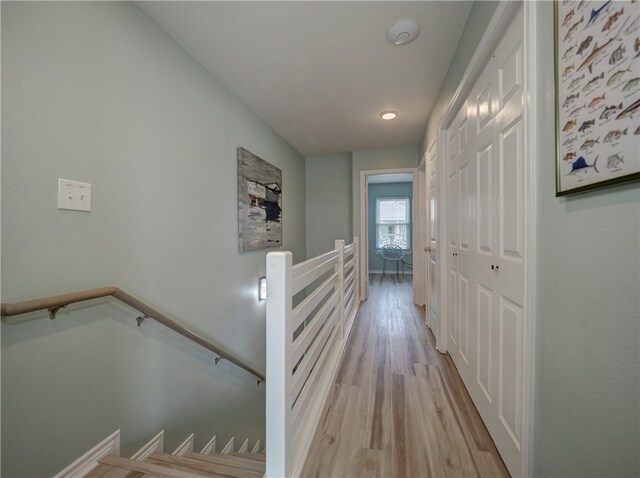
[358,168,424,306]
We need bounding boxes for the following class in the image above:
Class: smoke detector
[387,20,420,46]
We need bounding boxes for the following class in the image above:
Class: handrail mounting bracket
[48,305,66,320]
[136,314,150,327]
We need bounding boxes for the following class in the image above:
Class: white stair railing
[266,237,360,477]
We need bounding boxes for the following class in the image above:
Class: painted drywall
[367,183,413,273]
[532,3,640,476]
[351,146,418,237]
[1,2,305,477]
[305,154,352,258]
[420,1,498,156]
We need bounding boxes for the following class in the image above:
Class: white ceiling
[137,1,473,156]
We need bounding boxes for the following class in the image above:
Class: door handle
[424,246,432,252]
[453,252,458,257]
[491,264,500,270]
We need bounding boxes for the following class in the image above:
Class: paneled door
[445,5,526,476]
[426,141,438,338]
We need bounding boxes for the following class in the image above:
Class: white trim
[238,438,249,453]
[522,2,538,476]
[53,430,120,478]
[201,435,216,455]
[221,437,235,454]
[131,430,164,461]
[172,433,194,456]
[359,173,368,301]
[423,142,435,332]
[251,439,262,454]
[415,154,428,307]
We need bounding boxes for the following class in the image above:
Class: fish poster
[555,0,640,195]
[237,147,282,252]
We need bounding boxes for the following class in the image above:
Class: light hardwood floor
[301,274,510,478]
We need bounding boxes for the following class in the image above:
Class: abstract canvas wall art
[237,147,282,252]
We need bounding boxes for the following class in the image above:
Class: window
[375,197,410,250]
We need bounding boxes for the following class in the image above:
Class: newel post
[334,240,345,340]
[266,251,293,477]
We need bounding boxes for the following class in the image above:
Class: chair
[380,244,405,275]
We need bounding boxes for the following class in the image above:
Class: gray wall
[305,146,418,255]
[1,2,306,477]
[305,154,352,258]
[532,3,639,476]
[351,146,419,236]
[420,1,498,156]
[367,183,413,272]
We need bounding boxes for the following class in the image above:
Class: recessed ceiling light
[380,111,398,120]
[387,20,420,46]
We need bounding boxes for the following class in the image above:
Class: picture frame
[554,0,640,196]
[237,147,282,252]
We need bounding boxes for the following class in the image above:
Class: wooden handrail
[0,287,265,384]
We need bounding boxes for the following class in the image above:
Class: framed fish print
[555,0,640,196]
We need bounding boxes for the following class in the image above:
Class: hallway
[301,274,509,477]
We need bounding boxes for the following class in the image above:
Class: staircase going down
[88,452,265,478]
[55,430,265,478]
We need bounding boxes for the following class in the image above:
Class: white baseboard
[54,430,120,478]
[131,430,164,461]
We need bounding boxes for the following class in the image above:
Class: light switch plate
[58,178,91,211]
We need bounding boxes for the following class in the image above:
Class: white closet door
[446,6,525,476]
[491,7,526,471]
[456,101,472,374]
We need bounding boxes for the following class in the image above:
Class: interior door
[490,9,526,472]
[426,142,438,336]
[445,6,525,476]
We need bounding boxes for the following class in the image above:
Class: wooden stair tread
[84,464,144,478]
[226,452,265,462]
[149,453,263,478]
[183,452,265,473]
[99,454,209,478]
